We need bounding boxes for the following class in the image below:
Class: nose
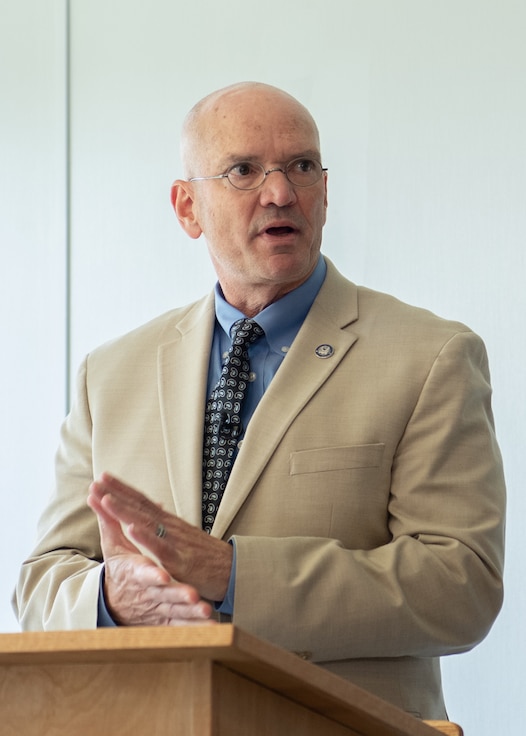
[258,168,297,208]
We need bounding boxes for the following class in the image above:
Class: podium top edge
[0,624,243,661]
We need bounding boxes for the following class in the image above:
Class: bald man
[15,82,505,720]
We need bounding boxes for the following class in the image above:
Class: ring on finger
[155,522,167,539]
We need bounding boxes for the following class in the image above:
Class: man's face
[176,87,328,311]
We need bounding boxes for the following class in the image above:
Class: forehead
[197,89,320,167]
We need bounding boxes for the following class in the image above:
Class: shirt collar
[214,255,327,354]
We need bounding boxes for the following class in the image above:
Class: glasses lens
[285,158,323,187]
[227,162,266,190]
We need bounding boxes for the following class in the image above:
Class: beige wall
[2,1,525,733]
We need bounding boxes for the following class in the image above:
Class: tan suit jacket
[15,259,505,719]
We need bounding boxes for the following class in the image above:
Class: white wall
[0,0,67,629]
[2,1,524,733]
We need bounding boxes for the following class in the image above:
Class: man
[15,82,505,719]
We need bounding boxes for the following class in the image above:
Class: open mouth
[266,226,295,236]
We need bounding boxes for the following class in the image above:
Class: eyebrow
[218,149,322,169]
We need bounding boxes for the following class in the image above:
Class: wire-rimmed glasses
[188,157,327,191]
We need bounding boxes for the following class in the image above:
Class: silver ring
[155,523,167,539]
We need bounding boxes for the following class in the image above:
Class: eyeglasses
[188,157,327,191]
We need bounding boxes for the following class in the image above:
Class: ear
[171,180,203,239]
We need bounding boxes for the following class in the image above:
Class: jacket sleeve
[231,331,506,663]
[14,357,103,631]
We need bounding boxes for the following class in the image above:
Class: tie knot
[230,318,264,348]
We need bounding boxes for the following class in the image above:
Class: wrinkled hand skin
[88,473,233,626]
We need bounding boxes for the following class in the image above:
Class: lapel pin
[315,344,334,358]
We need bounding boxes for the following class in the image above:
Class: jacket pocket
[290,443,385,475]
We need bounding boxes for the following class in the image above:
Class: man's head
[171,82,328,316]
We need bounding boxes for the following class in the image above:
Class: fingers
[89,474,181,565]
[90,474,162,528]
[103,553,213,626]
[107,552,172,588]
[154,595,215,625]
[87,490,138,559]
[89,474,170,555]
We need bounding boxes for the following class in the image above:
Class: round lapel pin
[315,344,334,358]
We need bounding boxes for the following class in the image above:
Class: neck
[220,283,299,317]
[217,263,319,317]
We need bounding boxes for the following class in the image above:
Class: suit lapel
[212,262,359,537]
[157,293,215,526]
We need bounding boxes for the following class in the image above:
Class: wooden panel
[212,664,356,736]
[0,662,196,736]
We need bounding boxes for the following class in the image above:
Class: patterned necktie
[202,318,264,533]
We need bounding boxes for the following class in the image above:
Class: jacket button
[293,651,312,660]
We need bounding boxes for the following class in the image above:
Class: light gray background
[2,1,524,733]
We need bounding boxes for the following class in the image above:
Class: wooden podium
[0,625,457,735]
